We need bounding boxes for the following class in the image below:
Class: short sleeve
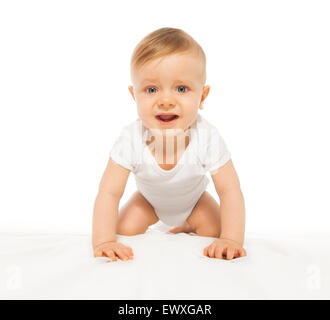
[109,127,136,172]
[202,126,231,175]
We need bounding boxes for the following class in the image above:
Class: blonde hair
[130,27,206,84]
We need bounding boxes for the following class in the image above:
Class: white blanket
[0,222,329,299]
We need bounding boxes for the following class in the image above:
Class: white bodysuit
[109,114,231,227]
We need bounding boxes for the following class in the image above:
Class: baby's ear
[203,85,211,99]
[128,85,135,101]
[199,85,210,110]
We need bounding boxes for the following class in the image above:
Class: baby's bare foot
[168,221,194,234]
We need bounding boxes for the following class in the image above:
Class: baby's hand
[93,241,134,262]
[203,238,247,260]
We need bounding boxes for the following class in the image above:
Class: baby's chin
[145,126,192,139]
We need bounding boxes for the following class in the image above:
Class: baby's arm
[205,160,246,259]
[92,158,133,261]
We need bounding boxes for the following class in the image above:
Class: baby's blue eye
[177,86,188,93]
[146,86,188,94]
[146,87,157,94]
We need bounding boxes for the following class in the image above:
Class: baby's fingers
[205,243,222,258]
[114,248,130,261]
[207,244,218,258]
[125,246,134,259]
[238,248,247,257]
[225,247,235,260]
[203,246,209,256]
[94,247,104,258]
[233,249,241,258]
[203,246,214,257]
[214,246,225,259]
[123,247,134,259]
[233,248,246,258]
[104,249,117,262]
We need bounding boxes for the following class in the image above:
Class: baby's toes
[168,221,194,234]
[168,226,182,233]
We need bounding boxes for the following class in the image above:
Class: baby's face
[129,51,210,135]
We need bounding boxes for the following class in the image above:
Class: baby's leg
[117,190,159,236]
[170,191,221,238]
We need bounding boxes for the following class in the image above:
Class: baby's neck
[146,127,191,157]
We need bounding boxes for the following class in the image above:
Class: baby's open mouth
[155,114,179,122]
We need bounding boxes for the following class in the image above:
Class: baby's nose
[158,94,176,108]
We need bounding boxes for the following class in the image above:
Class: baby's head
[128,27,210,135]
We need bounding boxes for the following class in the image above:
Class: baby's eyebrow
[141,78,159,83]
[173,79,194,85]
[141,79,194,85]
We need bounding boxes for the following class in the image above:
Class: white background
[0,0,329,234]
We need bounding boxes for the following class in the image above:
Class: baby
[92,27,246,261]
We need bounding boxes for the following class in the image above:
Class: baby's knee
[117,223,143,236]
[116,214,148,236]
